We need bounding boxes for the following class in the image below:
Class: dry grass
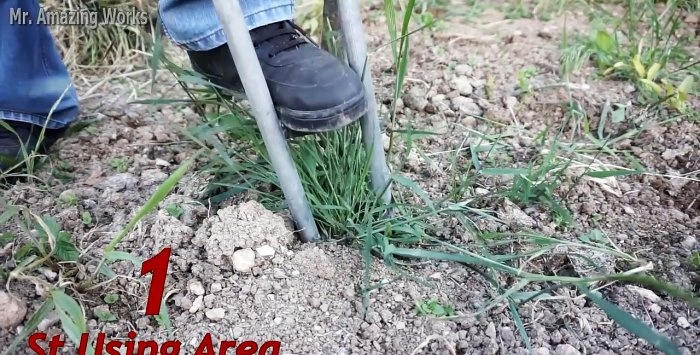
[43,0,157,73]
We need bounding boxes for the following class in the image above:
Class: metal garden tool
[211,0,392,243]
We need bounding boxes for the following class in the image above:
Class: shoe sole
[205,76,368,134]
[276,90,368,133]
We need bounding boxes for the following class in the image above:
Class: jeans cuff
[173,4,295,52]
[0,111,71,130]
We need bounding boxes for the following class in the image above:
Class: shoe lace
[252,21,318,57]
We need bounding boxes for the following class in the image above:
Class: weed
[415,298,456,317]
[109,157,130,173]
[165,203,184,219]
[559,0,698,112]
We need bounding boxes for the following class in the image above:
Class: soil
[1,1,699,355]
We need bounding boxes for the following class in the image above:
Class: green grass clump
[560,0,698,112]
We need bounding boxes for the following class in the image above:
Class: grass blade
[578,285,681,355]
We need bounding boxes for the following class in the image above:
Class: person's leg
[158,0,367,133]
[0,0,79,170]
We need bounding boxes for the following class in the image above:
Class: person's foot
[187,21,367,133]
[0,121,65,173]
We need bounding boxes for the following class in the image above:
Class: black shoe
[0,121,65,173]
[187,21,368,133]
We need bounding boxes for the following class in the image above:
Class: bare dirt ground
[1,2,698,355]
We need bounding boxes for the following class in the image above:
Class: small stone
[451,96,482,116]
[455,64,473,76]
[504,96,518,109]
[320,304,329,312]
[211,282,222,293]
[677,317,690,328]
[681,236,696,250]
[475,188,489,195]
[179,296,193,311]
[555,344,581,355]
[205,308,226,321]
[650,304,661,314]
[155,159,171,167]
[366,311,381,324]
[485,322,496,339]
[291,270,300,277]
[42,268,58,281]
[500,327,515,343]
[309,298,322,309]
[231,248,255,273]
[396,321,406,330]
[535,347,551,355]
[255,245,276,258]
[188,280,205,296]
[380,309,393,322]
[679,347,693,355]
[403,86,429,111]
[189,295,203,313]
[37,312,60,332]
[233,327,244,339]
[273,269,286,279]
[0,291,27,329]
[203,294,215,308]
[627,286,660,302]
[97,173,138,192]
[450,76,474,96]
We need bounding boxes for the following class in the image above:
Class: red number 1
[141,247,171,315]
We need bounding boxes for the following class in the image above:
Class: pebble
[189,295,203,313]
[681,236,696,250]
[205,308,226,321]
[179,296,193,311]
[535,347,551,355]
[455,64,473,76]
[210,282,222,293]
[450,76,474,96]
[273,269,286,279]
[485,322,496,339]
[379,309,393,322]
[97,173,138,192]
[155,158,170,167]
[231,248,255,273]
[255,245,276,258]
[677,317,690,328]
[403,86,429,111]
[451,96,482,116]
[396,321,406,330]
[37,312,60,332]
[500,327,515,343]
[555,344,581,355]
[650,304,661,314]
[504,96,519,109]
[233,327,244,339]
[309,298,321,308]
[188,280,205,296]
[0,291,27,329]
[320,304,329,312]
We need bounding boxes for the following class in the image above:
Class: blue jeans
[0,0,294,131]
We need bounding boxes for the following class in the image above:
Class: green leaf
[595,30,613,53]
[104,250,143,269]
[55,232,80,262]
[104,294,119,304]
[94,309,116,322]
[611,105,626,123]
[51,289,94,355]
[578,285,681,355]
[0,205,19,225]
